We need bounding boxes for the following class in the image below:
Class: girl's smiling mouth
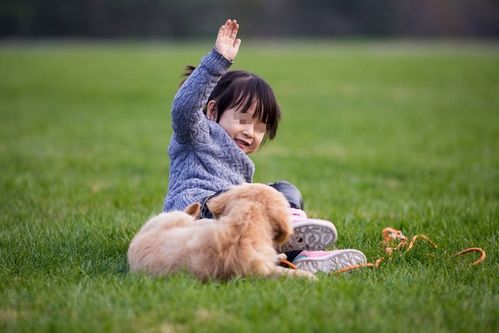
[234,138,250,149]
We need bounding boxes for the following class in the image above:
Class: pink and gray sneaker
[278,208,338,253]
[293,249,367,274]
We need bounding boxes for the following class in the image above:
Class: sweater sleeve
[171,49,232,144]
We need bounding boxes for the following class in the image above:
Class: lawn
[0,40,498,333]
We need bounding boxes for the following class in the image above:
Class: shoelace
[335,227,487,274]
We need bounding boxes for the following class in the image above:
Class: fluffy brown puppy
[128,183,316,281]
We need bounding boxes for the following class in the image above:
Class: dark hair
[182,66,281,141]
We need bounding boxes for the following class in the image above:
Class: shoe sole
[278,220,338,252]
[294,249,367,274]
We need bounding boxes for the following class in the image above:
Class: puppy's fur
[128,183,315,281]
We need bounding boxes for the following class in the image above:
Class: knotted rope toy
[335,227,486,274]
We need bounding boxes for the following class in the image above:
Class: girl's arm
[171,19,241,144]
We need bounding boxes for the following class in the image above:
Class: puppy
[127,183,316,281]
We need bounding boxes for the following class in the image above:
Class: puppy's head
[207,183,292,245]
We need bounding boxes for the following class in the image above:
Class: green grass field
[0,41,498,333]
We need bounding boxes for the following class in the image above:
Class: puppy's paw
[296,269,318,281]
[276,253,287,261]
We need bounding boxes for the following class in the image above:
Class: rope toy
[279,258,297,270]
[455,247,487,266]
[334,227,486,274]
[382,227,438,254]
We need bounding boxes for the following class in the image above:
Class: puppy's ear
[206,194,227,218]
[184,202,201,218]
[273,215,293,245]
[269,200,293,245]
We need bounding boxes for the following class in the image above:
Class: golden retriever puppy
[128,183,316,281]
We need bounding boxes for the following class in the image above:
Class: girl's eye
[255,123,267,133]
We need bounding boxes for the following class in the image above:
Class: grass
[0,40,498,333]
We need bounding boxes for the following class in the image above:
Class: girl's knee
[267,180,304,210]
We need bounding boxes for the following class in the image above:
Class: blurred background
[1,0,499,39]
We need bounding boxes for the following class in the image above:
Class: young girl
[163,19,366,273]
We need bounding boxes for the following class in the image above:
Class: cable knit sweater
[163,49,255,212]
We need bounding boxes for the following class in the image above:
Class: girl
[163,19,366,273]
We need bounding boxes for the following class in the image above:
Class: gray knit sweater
[163,49,255,212]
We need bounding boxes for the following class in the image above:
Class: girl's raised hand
[215,19,241,62]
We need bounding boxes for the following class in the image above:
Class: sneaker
[293,249,367,274]
[278,208,338,252]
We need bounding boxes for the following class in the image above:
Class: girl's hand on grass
[215,19,241,62]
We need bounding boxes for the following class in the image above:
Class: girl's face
[207,100,266,154]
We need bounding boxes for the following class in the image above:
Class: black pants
[199,180,304,261]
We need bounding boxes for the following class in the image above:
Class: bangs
[229,81,271,124]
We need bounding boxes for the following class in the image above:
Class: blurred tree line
[1,0,498,38]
